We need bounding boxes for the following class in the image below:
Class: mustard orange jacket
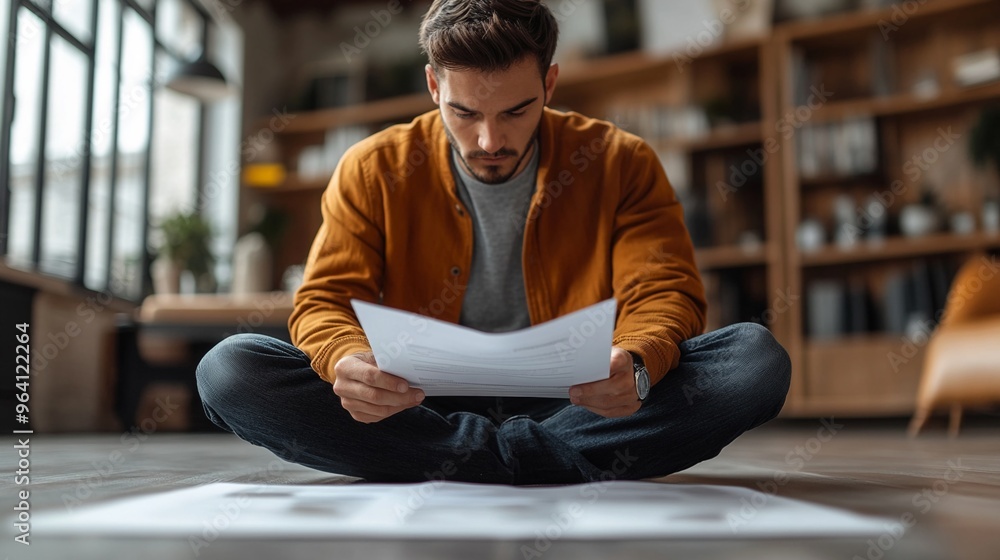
[289,107,707,387]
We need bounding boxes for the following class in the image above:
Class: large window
[0,0,242,300]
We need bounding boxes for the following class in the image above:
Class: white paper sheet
[350,298,617,397]
[30,481,898,539]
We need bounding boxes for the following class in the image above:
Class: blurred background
[2,0,999,433]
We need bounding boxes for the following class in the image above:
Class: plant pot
[152,256,183,294]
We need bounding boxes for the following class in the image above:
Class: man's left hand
[568,347,641,418]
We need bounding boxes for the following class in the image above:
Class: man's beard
[445,121,540,185]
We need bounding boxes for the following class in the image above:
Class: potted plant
[152,211,215,294]
[970,107,1000,232]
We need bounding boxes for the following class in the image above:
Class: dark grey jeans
[196,322,790,485]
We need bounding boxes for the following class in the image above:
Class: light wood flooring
[3,416,999,560]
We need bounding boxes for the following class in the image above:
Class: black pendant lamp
[165,53,232,102]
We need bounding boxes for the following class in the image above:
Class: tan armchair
[909,251,1000,437]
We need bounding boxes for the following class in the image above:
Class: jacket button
[454,203,464,216]
[450,266,461,276]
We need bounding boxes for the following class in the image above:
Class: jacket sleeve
[288,148,383,383]
[610,138,707,386]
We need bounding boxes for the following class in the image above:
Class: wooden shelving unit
[799,232,1000,267]
[696,245,772,270]
[810,82,1000,124]
[551,31,786,337]
[653,121,762,152]
[257,92,436,134]
[776,0,1000,416]
[242,0,1000,416]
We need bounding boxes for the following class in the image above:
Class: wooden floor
[5,416,1000,560]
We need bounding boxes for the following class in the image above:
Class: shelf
[799,232,1000,267]
[802,81,1000,124]
[781,395,917,417]
[262,92,436,135]
[557,37,763,93]
[695,244,770,269]
[248,175,328,193]
[654,121,762,152]
[789,334,925,417]
[799,172,882,188]
[778,0,994,42]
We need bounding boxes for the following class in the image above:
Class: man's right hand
[331,352,425,423]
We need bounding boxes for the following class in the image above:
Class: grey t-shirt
[452,144,539,332]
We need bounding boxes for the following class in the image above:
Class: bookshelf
[775,0,1000,416]
[242,0,1000,416]
[552,37,787,337]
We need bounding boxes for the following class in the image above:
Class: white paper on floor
[31,481,898,539]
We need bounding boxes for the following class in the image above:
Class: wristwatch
[630,352,650,402]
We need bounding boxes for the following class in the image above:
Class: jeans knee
[196,333,277,408]
[731,323,791,405]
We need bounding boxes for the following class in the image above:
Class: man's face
[426,56,558,184]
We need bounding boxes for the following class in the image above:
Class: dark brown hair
[418,0,559,78]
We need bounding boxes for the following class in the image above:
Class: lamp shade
[165,56,232,102]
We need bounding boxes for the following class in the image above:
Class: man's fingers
[346,409,387,424]
[339,397,412,421]
[335,379,424,407]
[570,378,632,402]
[341,358,411,393]
[609,348,632,372]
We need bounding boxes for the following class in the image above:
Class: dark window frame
[0,0,216,301]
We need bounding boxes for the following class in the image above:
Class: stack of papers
[351,298,618,397]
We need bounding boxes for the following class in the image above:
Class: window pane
[53,0,93,43]
[114,152,146,299]
[156,0,203,61]
[7,9,46,268]
[202,19,243,289]
[114,8,153,299]
[85,0,120,290]
[0,0,9,103]
[150,51,199,224]
[132,0,154,15]
[118,9,152,153]
[40,35,89,278]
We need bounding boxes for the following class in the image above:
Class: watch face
[636,367,650,400]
